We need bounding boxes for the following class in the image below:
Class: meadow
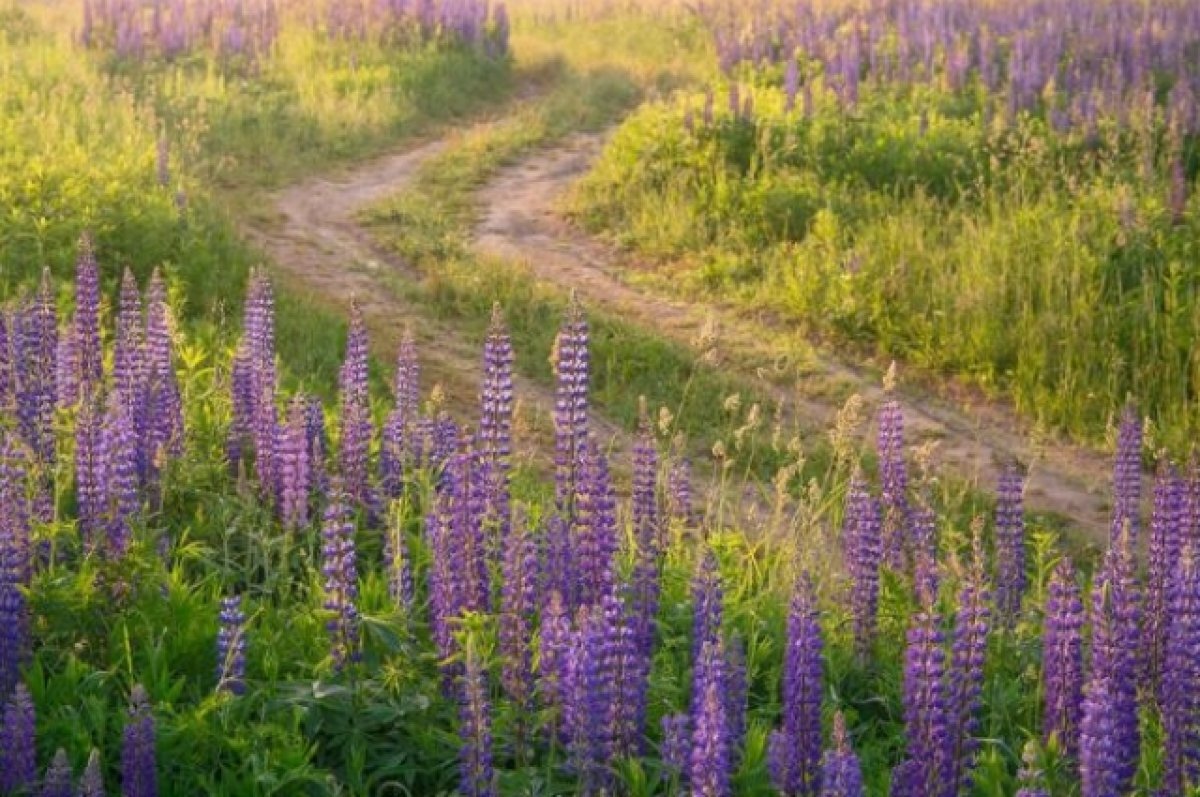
[0,1,1198,796]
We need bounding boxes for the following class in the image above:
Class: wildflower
[818,713,864,797]
[994,463,1027,620]
[1043,559,1084,761]
[321,485,360,670]
[121,685,157,797]
[458,645,495,797]
[0,682,36,793]
[769,575,824,797]
[216,595,247,695]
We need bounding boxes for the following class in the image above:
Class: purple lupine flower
[80,749,106,797]
[113,270,146,422]
[571,438,617,610]
[843,471,882,658]
[337,303,372,510]
[604,590,646,759]
[1147,462,1184,700]
[101,393,140,559]
[75,233,103,395]
[305,396,329,499]
[563,603,617,794]
[380,330,418,498]
[321,484,360,671]
[216,594,246,695]
[1043,558,1085,761]
[1160,547,1200,795]
[900,595,950,797]
[427,465,462,675]
[143,269,182,482]
[661,713,691,776]
[888,760,922,797]
[769,574,823,797]
[0,683,36,792]
[0,501,29,697]
[42,747,73,797]
[877,398,909,570]
[499,519,538,727]
[75,397,106,552]
[15,284,57,468]
[818,713,864,797]
[1110,405,1142,545]
[276,397,310,530]
[537,590,571,741]
[910,492,939,604]
[1080,532,1141,797]
[630,410,662,655]
[994,463,1027,620]
[724,634,748,769]
[121,685,156,797]
[1014,741,1048,797]
[689,639,733,797]
[553,296,590,520]
[55,321,80,410]
[668,458,696,528]
[383,512,414,610]
[242,271,277,493]
[226,347,253,474]
[478,304,514,550]
[944,539,991,795]
[691,550,723,666]
[458,645,495,797]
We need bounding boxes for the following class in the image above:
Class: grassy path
[469,133,1118,538]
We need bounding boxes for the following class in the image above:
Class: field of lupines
[571,0,1200,450]
[3,0,1200,795]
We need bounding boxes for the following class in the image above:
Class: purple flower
[0,682,36,793]
[121,685,157,797]
[380,330,419,498]
[944,541,991,794]
[0,436,31,697]
[143,269,183,483]
[769,574,824,797]
[1080,532,1141,797]
[55,321,79,411]
[661,712,691,776]
[337,303,372,511]
[1160,547,1200,794]
[216,595,247,695]
[42,747,73,797]
[458,645,495,797]
[1043,558,1084,761]
[900,596,949,796]
[101,393,140,558]
[691,550,723,666]
[563,603,617,793]
[537,590,571,741]
[321,484,360,671]
[689,640,732,797]
[75,397,106,552]
[80,749,106,797]
[994,463,1027,620]
[1147,462,1184,699]
[383,511,413,610]
[305,397,329,499]
[276,397,311,530]
[818,713,864,797]
[74,233,103,396]
[499,519,538,722]
[877,398,909,569]
[843,471,882,658]
[630,410,662,660]
[1110,405,1142,545]
[478,304,513,547]
[114,270,146,428]
[571,439,617,610]
[553,296,590,519]
[668,458,696,527]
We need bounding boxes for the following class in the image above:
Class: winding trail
[472,132,1116,539]
[245,120,1118,541]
